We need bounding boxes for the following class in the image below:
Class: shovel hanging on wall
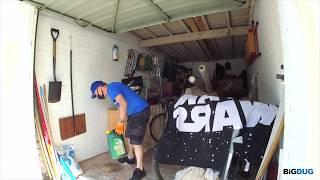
[48,28,62,103]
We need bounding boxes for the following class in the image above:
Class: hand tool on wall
[70,36,76,136]
[48,28,62,103]
[59,36,86,140]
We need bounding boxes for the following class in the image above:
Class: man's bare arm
[115,94,128,123]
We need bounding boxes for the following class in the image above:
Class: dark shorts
[125,107,150,145]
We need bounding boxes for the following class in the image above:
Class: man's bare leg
[133,144,144,170]
[127,138,134,159]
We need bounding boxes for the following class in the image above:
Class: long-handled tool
[48,28,62,103]
[70,36,76,136]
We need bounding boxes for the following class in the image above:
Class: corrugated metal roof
[22,0,248,33]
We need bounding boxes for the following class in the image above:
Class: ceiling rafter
[160,24,173,35]
[140,26,248,47]
[201,15,210,29]
[157,46,173,58]
[179,20,191,33]
[130,31,144,40]
[225,11,231,31]
[248,0,256,25]
[179,19,212,59]
[161,45,182,59]
[160,24,196,59]
[156,47,174,59]
[184,18,216,59]
[112,0,120,33]
[225,11,234,58]
[180,42,197,59]
[194,16,219,60]
[182,57,225,62]
[168,44,187,59]
[145,27,181,59]
[200,15,222,59]
[212,39,222,59]
[144,27,157,38]
[161,44,183,59]
[231,37,235,58]
[142,0,171,22]
[131,30,173,59]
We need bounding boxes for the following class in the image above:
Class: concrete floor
[79,149,185,180]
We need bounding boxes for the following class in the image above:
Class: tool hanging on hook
[48,28,62,103]
[70,36,76,136]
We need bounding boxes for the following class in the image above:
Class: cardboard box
[107,109,120,130]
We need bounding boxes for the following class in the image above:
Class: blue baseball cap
[90,81,105,98]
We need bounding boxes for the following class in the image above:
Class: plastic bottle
[105,130,127,159]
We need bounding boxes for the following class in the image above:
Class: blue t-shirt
[107,82,149,116]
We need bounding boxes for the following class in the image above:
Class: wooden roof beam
[182,56,241,62]
[156,47,175,59]
[144,27,181,57]
[167,44,187,59]
[140,26,248,47]
[184,18,215,59]
[200,15,222,59]
[144,27,157,38]
[157,46,176,59]
[130,31,144,40]
[179,19,212,59]
[226,11,231,31]
[248,0,256,25]
[131,30,173,58]
[194,16,219,60]
[180,43,197,59]
[179,20,191,33]
[225,11,234,58]
[160,24,173,35]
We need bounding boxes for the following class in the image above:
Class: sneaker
[129,168,146,180]
[118,156,136,164]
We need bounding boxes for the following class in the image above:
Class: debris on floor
[174,166,219,180]
[79,150,184,180]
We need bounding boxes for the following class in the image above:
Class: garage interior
[2,0,316,179]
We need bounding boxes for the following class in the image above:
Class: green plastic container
[105,130,127,159]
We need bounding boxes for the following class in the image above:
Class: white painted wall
[35,11,164,161]
[277,1,320,179]
[179,58,246,80]
[250,0,320,179]
[0,1,42,179]
[247,0,283,105]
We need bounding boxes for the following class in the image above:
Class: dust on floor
[79,149,185,180]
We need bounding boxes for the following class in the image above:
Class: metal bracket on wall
[276,64,284,81]
[276,74,284,81]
